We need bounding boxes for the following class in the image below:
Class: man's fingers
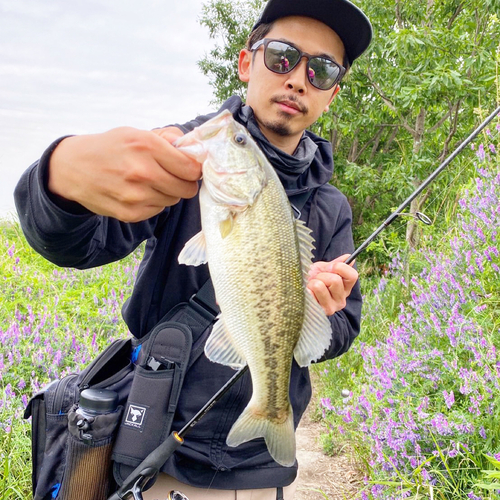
[149,129,202,182]
[308,278,345,316]
[309,257,357,281]
[147,164,200,200]
[152,126,184,141]
[306,255,359,316]
[313,270,356,295]
[329,262,358,286]
[309,254,354,278]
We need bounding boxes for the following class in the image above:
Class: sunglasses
[250,38,345,91]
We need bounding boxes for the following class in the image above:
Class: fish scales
[207,177,304,424]
[175,110,333,467]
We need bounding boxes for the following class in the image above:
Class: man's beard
[259,95,308,136]
[260,117,293,137]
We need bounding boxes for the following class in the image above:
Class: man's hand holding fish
[47,125,201,222]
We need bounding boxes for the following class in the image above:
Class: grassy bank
[0,222,141,498]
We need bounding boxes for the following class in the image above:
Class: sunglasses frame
[250,38,346,91]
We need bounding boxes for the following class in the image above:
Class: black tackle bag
[24,279,219,500]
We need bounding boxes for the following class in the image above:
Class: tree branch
[426,0,435,27]
[428,108,453,133]
[366,67,417,137]
[370,127,385,161]
[439,100,461,162]
[395,0,404,29]
[447,2,465,29]
[383,125,399,154]
[352,126,385,163]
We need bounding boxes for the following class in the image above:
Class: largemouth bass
[175,110,332,467]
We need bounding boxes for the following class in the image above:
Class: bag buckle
[188,293,218,322]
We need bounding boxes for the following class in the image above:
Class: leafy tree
[326,0,500,256]
[198,0,500,266]
[198,0,263,104]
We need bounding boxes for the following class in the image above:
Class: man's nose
[284,58,309,94]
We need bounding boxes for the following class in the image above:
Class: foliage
[198,0,263,104]
[316,0,500,257]
[475,454,500,493]
[315,124,500,499]
[198,0,500,268]
[0,221,141,499]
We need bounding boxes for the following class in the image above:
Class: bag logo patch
[123,403,148,430]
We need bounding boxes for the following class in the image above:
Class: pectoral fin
[219,215,234,238]
[178,231,207,266]
[205,314,247,369]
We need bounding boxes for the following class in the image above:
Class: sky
[0,0,220,218]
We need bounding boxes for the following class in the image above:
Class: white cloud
[0,0,226,216]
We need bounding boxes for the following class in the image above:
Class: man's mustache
[270,95,309,115]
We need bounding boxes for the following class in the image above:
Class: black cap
[252,0,372,66]
[79,388,119,414]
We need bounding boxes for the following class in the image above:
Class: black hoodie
[14,96,362,489]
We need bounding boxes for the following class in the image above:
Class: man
[15,0,372,498]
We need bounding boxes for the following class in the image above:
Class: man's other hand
[307,254,358,316]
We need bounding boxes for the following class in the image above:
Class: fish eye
[233,133,248,146]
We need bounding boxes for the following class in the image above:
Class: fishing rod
[108,104,499,500]
[345,104,500,265]
[109,366,249,500]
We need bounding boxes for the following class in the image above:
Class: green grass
[0,219,142,500]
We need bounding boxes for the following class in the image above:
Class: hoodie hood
[222,96,335,196]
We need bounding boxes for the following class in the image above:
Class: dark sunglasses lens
[308,57,341,90]
[265,41,300,74]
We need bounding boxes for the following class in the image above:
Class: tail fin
[226,403,296,467]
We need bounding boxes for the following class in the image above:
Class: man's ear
[238,49,252,82]
[324,85,341,112]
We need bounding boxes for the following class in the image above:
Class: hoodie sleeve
[306,185,362,362]
[14,137,166,269]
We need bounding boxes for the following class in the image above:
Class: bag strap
[289,188,314,220]
[187,278,219,322]
[184,278,219,369]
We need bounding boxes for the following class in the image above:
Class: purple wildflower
[321,398,334,411]
[443,390,455,409]
[477,144,485,161]
[467,493,482,500]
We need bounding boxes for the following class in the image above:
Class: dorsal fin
[293,219,332,366]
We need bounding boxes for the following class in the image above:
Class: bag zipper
[79,338,131,390]
[50,373,78,414]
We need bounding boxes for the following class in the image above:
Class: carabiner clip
[167,491,190,500]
